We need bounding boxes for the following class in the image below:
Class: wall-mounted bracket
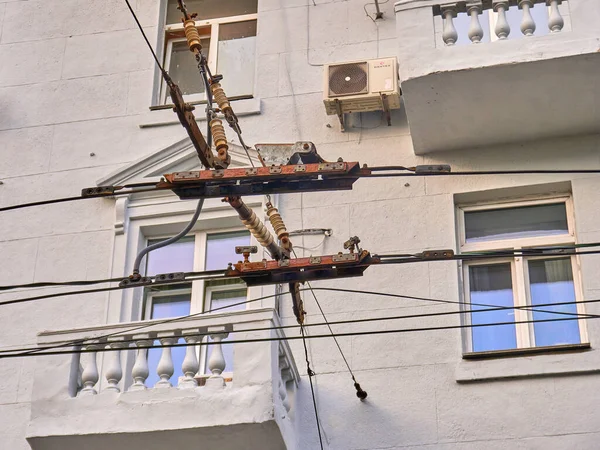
[380,93,392,126]
[334,99,346,132]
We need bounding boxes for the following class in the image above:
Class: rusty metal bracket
[420,249,455,260]
[158,162,368,200]
[334,99,345,132]
[81,186,117,197]
[289,282,306,325]
[380,93,392,127]
[318,162,345,171]
[225,250,377,286]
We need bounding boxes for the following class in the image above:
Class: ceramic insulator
[210,83,232,114]
[266,203,292,250]
[210,118,228,161]
[184,20,202,53]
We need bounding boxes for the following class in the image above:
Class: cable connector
[81,186,117,197]
[119,276,152,288]
[154,272,186,284]
[419,249,455,260]
[414,165,451,174]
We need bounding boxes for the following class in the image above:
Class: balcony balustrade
[26,308,298,450]
[394,0,600,154]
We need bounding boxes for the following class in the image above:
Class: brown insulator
[266,202,292,251]
[184,19,202,53]
[210,82,232,115]
[210,118,228,161]
[227,197,283,260]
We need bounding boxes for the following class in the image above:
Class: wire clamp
[309,256,322,264]
[119,276,152,288]
[420,249,455,260]
[81,186,116,197]
[415,165,452,174]
[154,272,186,284]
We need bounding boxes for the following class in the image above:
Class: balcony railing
[436,0,567,46]
[394,0,600,154]
[27,308,298,450]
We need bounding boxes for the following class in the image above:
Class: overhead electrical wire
[2,167,600,213]
[2,284,597,356]
[1,313,596,359]
[0,269,227,306]
[2,242,600,293]
[9,291,284,358]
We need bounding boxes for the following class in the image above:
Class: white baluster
[519,0,536,36]
[547,0,564,33]
[493,1,511,39]
[466,2,484,43]
[79,344,100,396]
[179,330,200,389]
[105,339,126,393]
[155,334,176,388]
[205,330,228,389]
[441,4,459,46]
[129,335,151,391]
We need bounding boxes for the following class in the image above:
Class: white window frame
[141,226,250,320]
[458,195,588,354]
[160,6,258,104]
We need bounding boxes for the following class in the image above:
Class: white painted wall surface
[1,0,600,449]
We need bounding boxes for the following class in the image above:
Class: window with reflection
[142,231,250,386]
[459,197,587,353]
[160,0,258,103]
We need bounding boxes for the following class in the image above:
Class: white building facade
[1,0,600,449]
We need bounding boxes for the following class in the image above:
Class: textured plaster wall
[1,0,600,449]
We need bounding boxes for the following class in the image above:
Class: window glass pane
[145,237,195,275]
[146,294,191,387]
[151,294,192,319]
[209,288,247,312]
[167,39,210,96]
[217,21,256,97]
[206,231,251,270]
[166,0,257,23]
[469,264,517,352]
[529,258,580,346]
[204,289,246,374]
[465,203,568,243]
[500,3,549,40]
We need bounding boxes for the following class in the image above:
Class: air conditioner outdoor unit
[323,57,401,130]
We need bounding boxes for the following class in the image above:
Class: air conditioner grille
[328,62,368,97]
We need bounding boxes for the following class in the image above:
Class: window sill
[138,97,261,128]
[455,343,600,383]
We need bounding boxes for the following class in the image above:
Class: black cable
[2,313,596,359]
[4,242,599,293]
[132,199,204,275]
[377,248,600,265]
[306,280,367,399]
[300,325,325,450]
[3,285,597,355]
[364,167,600,176]
[0,270,226,307]
[124,0,166,75]
[0,186,167,213]
[10,290,284,357]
